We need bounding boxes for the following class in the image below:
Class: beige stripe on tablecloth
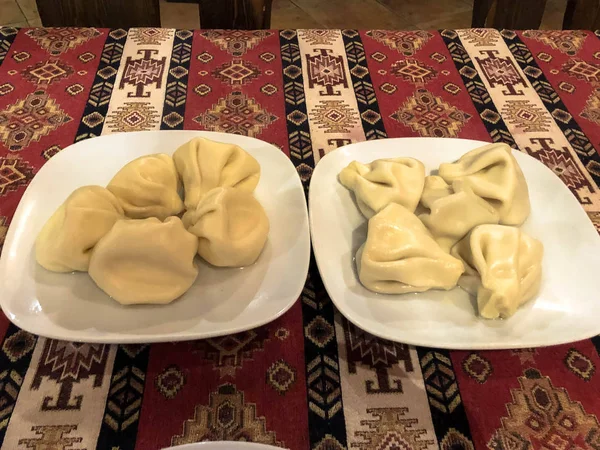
[103,27,175,134]
[334,314,438,450]
[2,339,116,449]
[297,29,365,163]
[457,28,600,208]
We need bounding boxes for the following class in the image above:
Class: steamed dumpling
[451,224,543,319]
[36,186,124,272]
[89,217,198,305]
[107,154,184,220]
[339,158,425,219]
[419,176,500,251]
[357,203,464,294]
[438,143,530,225]
[173,137,260,210]
[184,187,269,267]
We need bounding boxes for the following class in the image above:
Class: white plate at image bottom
[309,137,600,350]
[0,131,310,343]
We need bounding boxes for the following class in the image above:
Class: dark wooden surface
[198,0,273,28]
[472,0,548,28]
[563,0,600,29]
[35,0,161,27]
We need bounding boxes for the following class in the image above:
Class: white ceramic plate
[164,443,286,450]
[0,131,310,343]
[309,137,600,350]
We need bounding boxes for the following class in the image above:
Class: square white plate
[0,131,310,343]
[309,137,600,350]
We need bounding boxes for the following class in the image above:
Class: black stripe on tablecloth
[160,30,193,130]
[441,29,517,148]
[416,347,475,448]
[341,30,388,141]
[95,344,150,450]
[74,29,127,142]
[280,29,348,450]
[503,30,600,188]
[0,27,18,67]
[0,324,38,446]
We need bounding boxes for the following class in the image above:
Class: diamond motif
[440,429,474,450]
[379,82,397,94]
[287,110,307,126]
[502,100,551,133]
[391,89,471,138]
[42,145,62,160]
[305,315,335,348]
[564,348,595,381]
[310,100,359,133]
[82,111,105,128]
[284,64,302,79]
[371,51,387,62]
[22,59,74,86]
[350,65,369,79]
[0,83,14,96]
[194,91,277,137]
[430,52,447,63]
[213,59,261,85]
[361,109,381,125]
[12,51,31,62]
[260,83,277,96]
[106,102,159,132]
[260,51,276,62]
[162,112,184,128]
[581,88,600,125]
[366,30,433,56]
[156,365,185,399]
[197,51,213,63]
[169,66,188,79]
[109,29,127,40]
[275,328,289,341]
[66,83,84,96]
[523,30,587,56]
[0,90,72,151]
[98,66,117,80]
[194,84,211,96]
[481,108,501,124]
[552,108,572,124]
[443,82,461,95]
[558,81,576,93]
[538,52,553,62]
[2,330,36,363]
[563,59,600,82]
[0,157,34,195]
[459,65,478,79]
[26,27,101,55]
[78,51,95,63]
[200,30,271,57]
[523,65,543,78]
[391,59,437,84]
[266,360,296,395]
[296,163,313,183]
[462,353,492,383]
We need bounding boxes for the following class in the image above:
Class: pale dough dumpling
[89,217,198,305]
[451,224,543,319]
[36,186,124,272]
[184,187,269,267]
[107,154,184,220]
[357,203,464,294]
[173,137,260,210]
[419,176,500,251]
[339,158,425,219]
[438,143,530,225]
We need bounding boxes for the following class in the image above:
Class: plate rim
[0,130,311,344]
[308,136,600,350]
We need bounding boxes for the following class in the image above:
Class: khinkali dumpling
[89,217,198,305]
[173,137,260,210]
[451,224,543,319]
[36,186,124,272]
[107,154,184,220]
[357,203,464,294]
[339,158,425,219]
[438,143,530,225]
[184,187,269,267]
[419,176,500,251]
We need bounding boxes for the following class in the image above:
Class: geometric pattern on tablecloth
[487,368,600,450]
[343,30,387,141]
[522,30,588,56]
[442,29,517,148]
[161,30,192,130]
[25,27,101,56]
[200,30,271,57]
[365,30,433,56]
[0,27,19,65]
[75,29,127,141]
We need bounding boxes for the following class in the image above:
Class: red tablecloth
[0,26,599,450]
